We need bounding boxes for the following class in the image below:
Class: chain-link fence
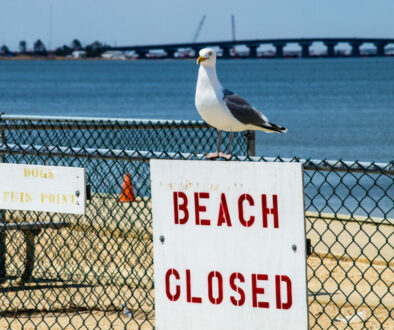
[0,115,392,329]
[0,115,254,156]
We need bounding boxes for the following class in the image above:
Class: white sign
[0,163,86,215]
[151,160,308,330]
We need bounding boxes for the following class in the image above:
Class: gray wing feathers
[223,89,286,133]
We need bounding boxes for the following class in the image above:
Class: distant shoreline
[0,55,110,61]
[1,53,394,61]
[0,55,193,61]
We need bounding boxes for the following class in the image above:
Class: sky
[1,0,393,51]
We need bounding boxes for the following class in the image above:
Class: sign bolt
[292,244,297,252]
[159,235,165,244]
[75,190,80,197]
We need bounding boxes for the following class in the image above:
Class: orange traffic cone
[120,173,135,202]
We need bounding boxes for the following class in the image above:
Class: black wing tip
[279,126,288,134]
[267,122,288,133]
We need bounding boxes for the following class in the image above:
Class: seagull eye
[208,51,212,56]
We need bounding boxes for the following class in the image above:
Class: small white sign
[0,163,86,215]
[151,160,308,330]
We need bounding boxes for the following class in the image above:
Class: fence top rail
[1,143,392,175]
[0,114,209,130]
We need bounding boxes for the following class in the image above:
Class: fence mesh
[0,116,250,155]
[0,116,392,329]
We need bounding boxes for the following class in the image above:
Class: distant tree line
[0,39,110,58]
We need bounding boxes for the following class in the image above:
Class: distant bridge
[110,37,394,58]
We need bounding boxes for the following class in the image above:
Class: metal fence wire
[0,115,393,329]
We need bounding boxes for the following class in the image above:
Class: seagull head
[197,48,216,67]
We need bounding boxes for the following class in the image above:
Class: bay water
[0,58,393,162]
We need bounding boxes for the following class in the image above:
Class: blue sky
[1,0,393,50]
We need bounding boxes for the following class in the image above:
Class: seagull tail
[261,122,288,133]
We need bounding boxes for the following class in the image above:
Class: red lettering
[165,269,293,309]
[276,275,292,309]
[238,194,255,227]
[252,274,269,308]
[217,193,232,227]
[186,269,202,303]
[165,268,181,301]
[262,194,279,228]
[173,191,189,224]
[194,192,210,226]
[229,272,245,306]
[207,271,223,304]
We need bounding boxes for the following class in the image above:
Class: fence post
[0,113,5,163]
[246,130,256,156]
[0,217,4,281]
[0,114,6,280]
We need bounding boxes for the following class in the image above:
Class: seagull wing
[223,89,287,133]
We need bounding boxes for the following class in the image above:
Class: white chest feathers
[195,66,244,131]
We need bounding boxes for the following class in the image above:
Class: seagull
[195,47,287,159]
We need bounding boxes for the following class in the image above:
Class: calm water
[0,58,393,162]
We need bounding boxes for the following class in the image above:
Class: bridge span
[110,37,394,58]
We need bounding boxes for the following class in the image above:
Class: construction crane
[231,15,236,42]
[231,15,237,56]
[192,15,206,43]
[179,15,206,58]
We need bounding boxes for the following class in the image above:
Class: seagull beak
[197,56,207,64]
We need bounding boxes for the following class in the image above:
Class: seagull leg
[206,130,222,159]
[228,132,234,154]
[219,132,233,160]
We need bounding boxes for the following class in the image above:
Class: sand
[0,196,392,329]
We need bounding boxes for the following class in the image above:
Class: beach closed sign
[0,163,86,215]
[151,160,308,330]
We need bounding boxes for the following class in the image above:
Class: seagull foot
[206,152,219,160]
[218,152,232,160]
